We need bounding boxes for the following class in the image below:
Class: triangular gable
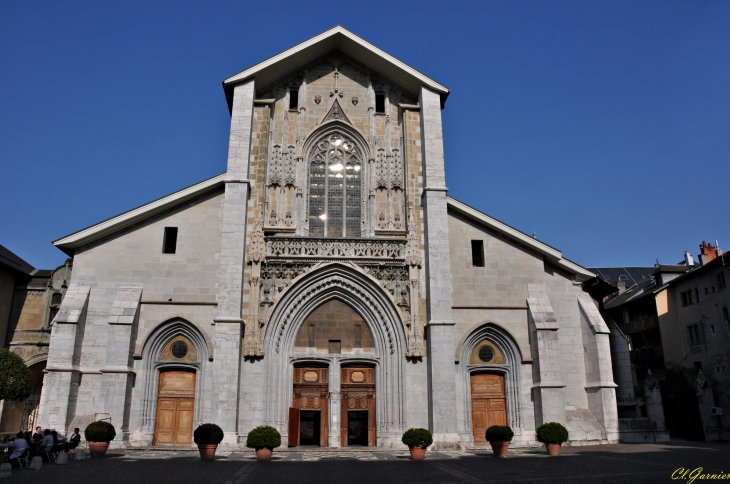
[322,97,353,125]
[223,25,449,112]
[446,196,595,280]
[53,173,226,256]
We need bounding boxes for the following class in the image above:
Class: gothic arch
[135,318,210,439]
[262,262,408,445]
[459,322,525,440]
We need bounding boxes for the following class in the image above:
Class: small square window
[471,240,484,267]
[163,227,178,254]
[705,287,709,296]
[710,324,717,336]
[694,361,703,372]
[375,93,385,113]
[289,89,299,110]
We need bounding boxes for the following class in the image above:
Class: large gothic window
[308,132,362,237]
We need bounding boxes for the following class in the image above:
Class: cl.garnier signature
[672,467,730,483]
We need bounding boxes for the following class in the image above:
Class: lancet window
[308,132,362,237]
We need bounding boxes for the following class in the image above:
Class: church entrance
[154,370,196,446]
[289,367,329,447]
[470,373,506,444]
[341,367,376,446]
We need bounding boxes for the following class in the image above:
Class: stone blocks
[56,451,68,465]
[29,456,42,470]
[0,463,11,478]
[75,449,86,461]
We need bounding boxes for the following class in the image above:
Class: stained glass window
[308,133,362,237]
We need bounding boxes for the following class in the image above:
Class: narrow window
[289,89,299,110]
[328,340,341,354]
[354,324,362,348]
[307,324,316,348]
[688,324,706,346]
[163,227,178,254]
[718,272,727,290]
[51,293,62,305]
[375,93,385,113]
[710,324,717,336]
[705,287,709,296]
[48,307,59,325]
[723,307,729,323]
[681,292,688,307]
[694,361,703,372]
[471,240,485,267]
[694,287,700,303]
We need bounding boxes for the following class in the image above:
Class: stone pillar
[695,370,720,441]
[527,284,566,427]
[214,79,255,447]
[38,285,90,435]
[419,86,459,447]
[100,286,142,448]
[329,360,341,448]
[643,370,669,442]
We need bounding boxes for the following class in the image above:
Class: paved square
[5,442,728,484]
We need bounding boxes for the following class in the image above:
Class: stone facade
[42,27,618,449]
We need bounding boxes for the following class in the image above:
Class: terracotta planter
[409,446,426,461]
[88,442,109,459]
[198,444,218,461]
[256,448,272,461]
[489,441,510,457]
[546,443,561,456]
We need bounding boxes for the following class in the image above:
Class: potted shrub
[535,422,569,455]
[486,425,514,457]
[401,428,433,461]
[193,423,224,461]
[246,426,281,461]
[84,421,116,458]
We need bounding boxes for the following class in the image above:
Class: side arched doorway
[154,370,196,446]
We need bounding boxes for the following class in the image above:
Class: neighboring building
[0,244,72,435]
[40,26,618,450]
[596,242,729,441]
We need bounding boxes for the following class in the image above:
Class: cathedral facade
[40,27,618,449]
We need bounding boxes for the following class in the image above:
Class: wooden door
[288,407,300,447]
[340,367,376,446]
[292,367,328,447]
[470,373,506,444]
[155,371,196,446]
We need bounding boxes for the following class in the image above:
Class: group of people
[3,426,82,466]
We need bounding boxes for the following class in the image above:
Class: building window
[723,307,729,324]
[705,287,709,296]
[375,93,385,113]
[471,240,485,267]
[718,272,727,290]
[694,287,700,303]
[163,227,178,254]
[710,324,717,336]
[48,307,59,325]
[688,324,705,346]
[681,290,694,307]
[308,133,362,237]
[694,361,703,372]
[289,89,299,110]
[51,293,62,305]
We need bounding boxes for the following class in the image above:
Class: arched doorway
[289,365,329,447]
[341,366,375,446]
[153,335,198,446]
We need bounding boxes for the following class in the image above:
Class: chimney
[699,241,717,265]
[616,278,626,294]
[685,251,695,266]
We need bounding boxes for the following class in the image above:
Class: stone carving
[284,212,293,227]
[283,146,296,186]
[394,212,402,230]
[404,212,422,268]
[247,207,266,264]
[378,213,387,229]
[314,95,321,104]
[323,98,349,123]
[244,207,267,357]
[351,96,359,105]
[266,237,406,259]
[391,149,402,189]
[269,145,283,185]
[375,149,387,188]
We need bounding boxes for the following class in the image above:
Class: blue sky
[1,0,728,270]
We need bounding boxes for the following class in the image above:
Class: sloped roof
[446,197,595,280]
[0,244,35,275]
[222,25,450,111]
[53,173,226,256]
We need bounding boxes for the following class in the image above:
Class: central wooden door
[155,370,196,446]
[340,367,375,446]
[471,373,506,444]
[292,367,328,447]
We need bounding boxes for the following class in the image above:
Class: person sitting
[9,432,28,464]
[32,427,43,444]
[41,429,54,453]
[68,428,81,450]
[51,430,70,453]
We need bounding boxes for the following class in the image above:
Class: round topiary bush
[0,349,33,402]
[246,426,281,450]
[486,425,514,442]
[85,421,116,443]
[194,423,224,445]
[401,428,433,449]
[535,422,569,444]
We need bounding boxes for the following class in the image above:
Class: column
[214,78,255,447]
[419,86,459,447]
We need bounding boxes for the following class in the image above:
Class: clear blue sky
[1,1,728,270]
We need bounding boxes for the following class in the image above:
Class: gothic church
[41,26,618,449]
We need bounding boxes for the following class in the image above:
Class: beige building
[41,26,618,449]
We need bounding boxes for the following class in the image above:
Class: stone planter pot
[546,443,561,456]
[198,444,218,461]
[409,446,426,461]
[88,442,109,459]
[256,448,272,461]
[489,441,510,457]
